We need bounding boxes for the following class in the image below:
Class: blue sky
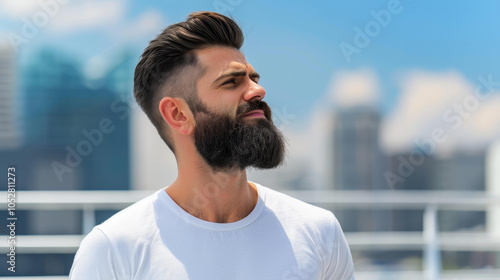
[1,0,500,122]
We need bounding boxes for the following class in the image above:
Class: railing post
[423,204,441,280]
[486,140,500,268]
[82,205,96,235]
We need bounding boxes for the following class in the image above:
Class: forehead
[195,46,254,82]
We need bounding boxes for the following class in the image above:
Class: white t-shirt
[69,182,355,280]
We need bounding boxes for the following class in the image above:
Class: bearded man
[69,11,355,280]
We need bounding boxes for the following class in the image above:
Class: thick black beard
[193,101,286,172]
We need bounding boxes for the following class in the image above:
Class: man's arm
[323,213,355,280]
[69,227,121,280]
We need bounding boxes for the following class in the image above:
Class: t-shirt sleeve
[323,213,355,280]
[69,227,121,280]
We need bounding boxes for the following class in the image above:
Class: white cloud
[48,0,126,33]
[0,41,13,51]
[328,68,379,108]
[80,10,165,79]
[48,2,165,46]
[0,30,11,46]
[0,0,166,53]
[0,0,40,19]
[117,10,164,41]
[381,71,500,155]
[449,96,500,151]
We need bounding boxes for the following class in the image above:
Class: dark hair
[133,11,244,153]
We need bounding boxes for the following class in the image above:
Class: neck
[166,156,258,223]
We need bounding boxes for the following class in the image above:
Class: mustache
[236,100,272,121]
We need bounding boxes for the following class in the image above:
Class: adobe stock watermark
[213,0,243,14]
[339,0,410,63]
[51,97,132,182]
[274,106,296,131]
[384,74,500,188]
[7,0,70,53]
[6,167,17,273]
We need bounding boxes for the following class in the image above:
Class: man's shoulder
[95,189,163,240]
[255,183,346,264]
[72,190,166,278]
[255,183,337,228]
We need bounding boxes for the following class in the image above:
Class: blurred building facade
[332,107,385,191]
[0,48,135,276]
[330,106,391,233]
[0,45,19,150]
[21,49,131,191]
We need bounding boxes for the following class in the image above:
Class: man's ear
[159,97,195,135]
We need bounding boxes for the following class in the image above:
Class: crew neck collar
[159,182,265,231]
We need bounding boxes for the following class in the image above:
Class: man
[70,11,354,279]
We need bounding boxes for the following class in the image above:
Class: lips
[242,109,265,118]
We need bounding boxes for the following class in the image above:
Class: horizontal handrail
[1,189,499,210]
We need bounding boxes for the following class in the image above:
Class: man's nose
[243,80,266,102]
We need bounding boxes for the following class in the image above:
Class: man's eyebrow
[212,70,260,85]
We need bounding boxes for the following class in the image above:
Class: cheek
[202,87,243,116]
[201,102,237,121]
[213,99,240,116]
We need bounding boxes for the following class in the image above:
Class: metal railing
[1,189,500,280]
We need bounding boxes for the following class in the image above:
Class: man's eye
[222,79,237,86]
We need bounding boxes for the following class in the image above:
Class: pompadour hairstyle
[133,11,244,153]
